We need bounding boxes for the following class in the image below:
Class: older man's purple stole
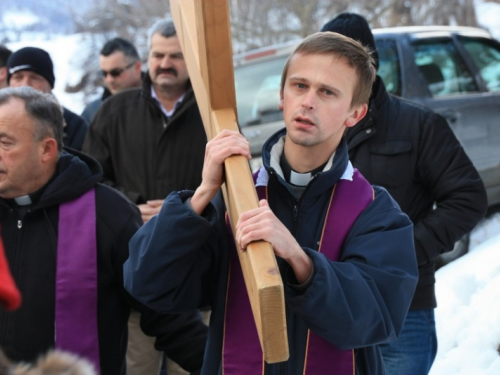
[55,188,100,373]
[223,167,374,374]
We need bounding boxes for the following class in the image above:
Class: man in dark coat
[321,13,488,375]
[7,46,88,151]
[81,37,142,124]
[124,32,418,375]
[83,19,207,223]
[0,87,207,375]
[83,19,208,375]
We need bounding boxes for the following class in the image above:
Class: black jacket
[0,150,207,374]
[82,75,207,204]
[346,77,488,310]
[63,107,88,151]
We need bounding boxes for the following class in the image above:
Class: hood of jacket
[29,148,102,211]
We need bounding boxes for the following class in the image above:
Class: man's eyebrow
[288,76,309,83]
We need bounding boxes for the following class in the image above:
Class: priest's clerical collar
[280,153,327,187]
[11,173,55,207]
[14,195,32,206]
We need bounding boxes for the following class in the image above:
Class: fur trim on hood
[0,349,96,375]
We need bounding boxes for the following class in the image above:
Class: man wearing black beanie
[7,46,88,151]
[321,13,487,375]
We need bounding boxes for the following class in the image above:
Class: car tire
[435,233,470,270]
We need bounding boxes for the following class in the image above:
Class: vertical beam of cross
[170,0,289,363]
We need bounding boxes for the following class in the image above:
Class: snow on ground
[430,212,500,375]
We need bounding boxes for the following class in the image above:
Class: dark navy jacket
[124,129,418,374]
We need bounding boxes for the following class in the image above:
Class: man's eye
[323,89,333,96]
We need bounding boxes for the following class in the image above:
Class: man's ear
[345,103,368,128]
[0,67,6,81]
[40,138,59,163]
[278,90,284,110]
[134,61,142,74]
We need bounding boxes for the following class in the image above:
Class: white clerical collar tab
[290,170,311,186]
[14,195,32,206]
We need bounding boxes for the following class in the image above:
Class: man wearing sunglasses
[83,19,206,223]
[6,47,89,151]
[83,19,207,375]
[81,38,142,124]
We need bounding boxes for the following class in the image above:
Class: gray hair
[0,87,64,151]
[148,19,177,49]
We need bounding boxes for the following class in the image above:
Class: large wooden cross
[169,0,289,363]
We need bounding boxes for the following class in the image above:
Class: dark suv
[235,26,500,209]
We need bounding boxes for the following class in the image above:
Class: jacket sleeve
[414,112,487,265]
[82,105,142,203]
[114,191,208,371]
[284,188,418,349]
[124,190,222,314]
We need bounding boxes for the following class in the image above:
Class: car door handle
[441,109,458,123]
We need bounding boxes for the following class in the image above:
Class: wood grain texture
[170,0,289,363]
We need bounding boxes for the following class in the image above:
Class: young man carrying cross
[124,32,418,374]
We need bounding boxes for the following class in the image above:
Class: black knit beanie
[321,13,379,70]
[6,47,55,88]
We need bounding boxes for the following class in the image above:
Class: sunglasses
[100,61,136,78]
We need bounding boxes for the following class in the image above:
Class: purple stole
[55,188,100,373]
[223,167,373,374]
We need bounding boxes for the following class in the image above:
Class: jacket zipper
[292,204,299,233]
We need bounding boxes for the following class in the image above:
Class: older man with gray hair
[83,18,208,375]
[83,18,206,222]
[0,87,207,375]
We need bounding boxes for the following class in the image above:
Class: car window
[412,39,478,97]
[459,37,500,92]
[375,39,402,96]
[234,56,287,127]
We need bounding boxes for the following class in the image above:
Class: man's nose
[104,74,115,83]
[160,56,173,68]
[301,91,316,110]
[20,77,31,87]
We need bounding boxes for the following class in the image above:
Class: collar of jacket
[140,72,197,123]
[101,87,112,102]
